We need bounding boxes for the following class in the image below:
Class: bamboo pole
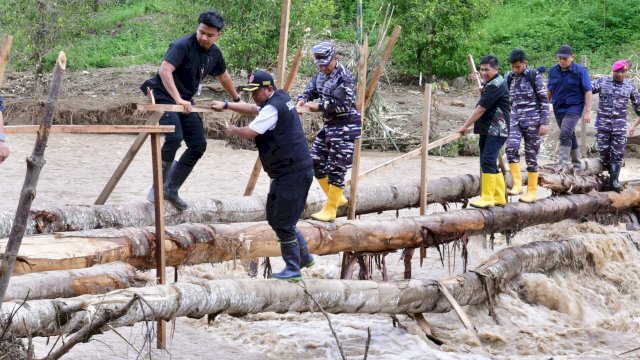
[364,25,402,109]
[0,34,13,87]
[5,124,173,134]
[420,84,433,215]
[95,111,165,205]
[347,38,368,220]
[243,49,302,197]
[150,132,166,348]
[350,132,461,184]
[0,52,66,305]
[580,55,588,158]
[276,0,291,88]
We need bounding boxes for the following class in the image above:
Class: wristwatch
[223,100,229,109]
[232,97,241,102]
[0,133,6,142]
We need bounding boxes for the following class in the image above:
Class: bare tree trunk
[5,263,147,301]
[0,53,66,305]
[3,186,639,274]
[0,159,606,239]
[3,231,636,338]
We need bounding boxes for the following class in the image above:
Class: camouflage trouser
[505,122,542,172]
[596,129,627,166]
[311,123,361,188]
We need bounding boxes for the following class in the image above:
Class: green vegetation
[0,0,639,78]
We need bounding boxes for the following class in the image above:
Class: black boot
[609,163,623,192]
[164,161,193,210]
[271,238,302,281]
[147,161,171,203]
[296,229,315,269]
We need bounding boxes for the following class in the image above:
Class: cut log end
[57,52,67,70]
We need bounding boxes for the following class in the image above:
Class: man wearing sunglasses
[547,44,592,173]
[591,60,640,192]
[296,41,361,222]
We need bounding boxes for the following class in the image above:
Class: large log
[0,174,482,239]
[2,186,639,274]
[5,263,147,301]
[3,231,636,338]
[0,158,607,239]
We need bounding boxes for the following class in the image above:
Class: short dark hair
[479,55,499,69]
[509,49,527,64]
[199,11,224,31]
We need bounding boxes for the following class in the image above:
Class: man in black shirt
[141,10,241,210]
[212,70,315,281]
[457,55,511,208]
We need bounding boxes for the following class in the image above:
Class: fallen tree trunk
[3,231,636,338]
[0,158,607,239]
[3,186,639,274]
[4,263,147,301]
[0,174,480,239]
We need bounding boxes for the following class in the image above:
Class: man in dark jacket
[457,55,511,208]
[141,10,241,210]
[212,70,315,281]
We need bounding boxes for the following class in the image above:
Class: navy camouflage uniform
[298,62,361,188]
[592,76,640,166]
[505,68,550,172]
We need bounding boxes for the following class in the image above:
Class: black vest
[255,90,312,178]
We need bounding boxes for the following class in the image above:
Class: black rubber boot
[609,163,623,192]
[147,161,171,203]
[164,161,193,211]
[271,238,302,281]
[296,229,315,269]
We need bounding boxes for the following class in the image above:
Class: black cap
[242,70,275,91]
[556,45,573,57]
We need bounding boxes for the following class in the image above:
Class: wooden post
[243,2,292,196]
[420,83,432,215]
[95,111,164,204]
[276,0,291,88]
[364,25,401,109]
[0,53,66,305]
[0,34,13,87]
[580,55,588,157]
[150,133,167,348]
[347,39,368,220]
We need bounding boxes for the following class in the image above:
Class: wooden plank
[242,48,303,197]
[136,103,312,115]
[353,132,462,182]
[420,84,432,215]
[276,0,291,88]
[5,124,173,134]
[437,281,477,333]
[364,26,401,109]
[151,133,167,349]
[347,38,368,220]
[0,34,13,87]
[95,112,165,205]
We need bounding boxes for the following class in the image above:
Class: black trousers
[266,167,314,242]
[158,100,208,167]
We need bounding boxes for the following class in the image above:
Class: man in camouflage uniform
[505,49,550,203]
[592,60,640,192]
[297,41,361,222]
[457,55,511,208]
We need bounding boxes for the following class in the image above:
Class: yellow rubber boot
[470,173,496,209]
[317,177,348,207]
[508,163,523,195]
[494,173,507,206]
[311,185,343,221]
[519,172,538,203]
